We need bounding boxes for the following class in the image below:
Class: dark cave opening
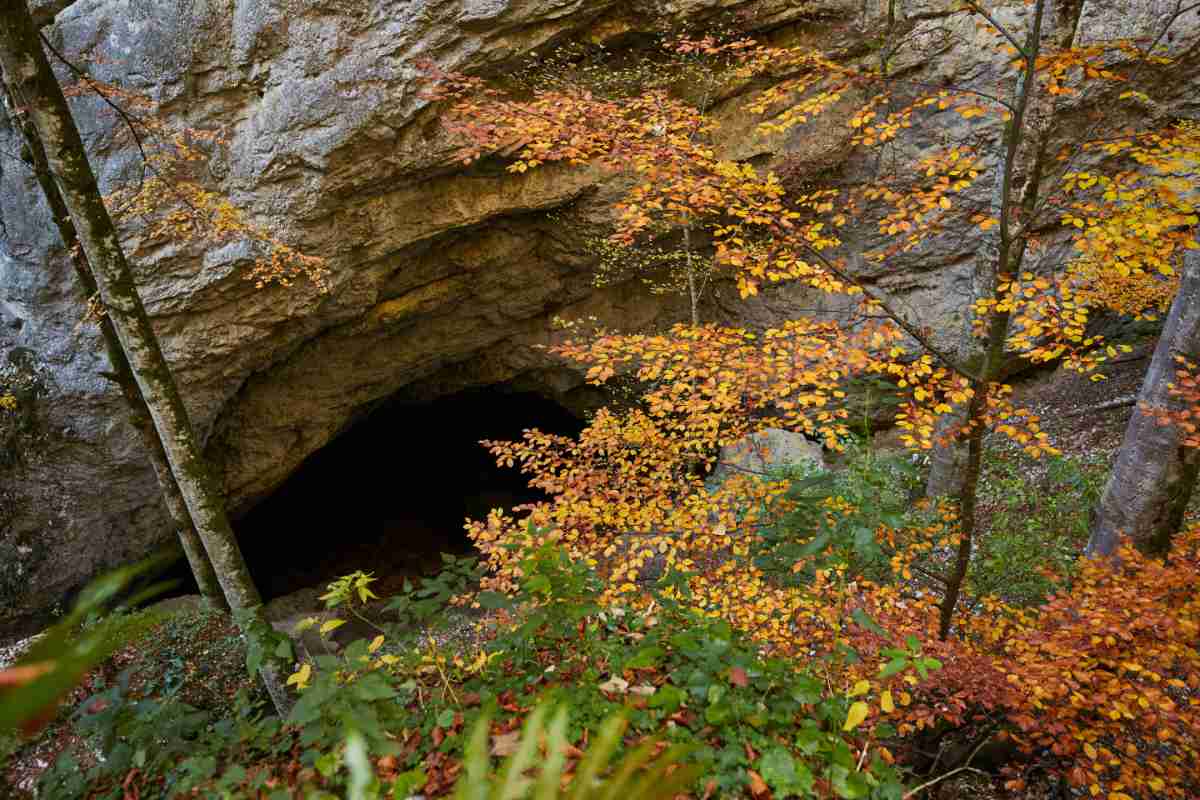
[221,387,584,601]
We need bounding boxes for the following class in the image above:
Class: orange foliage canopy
[693,511,1200,799]
[996,531,1200,798]
[436,27,1200,800]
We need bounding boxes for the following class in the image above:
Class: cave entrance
[234,387,584,600]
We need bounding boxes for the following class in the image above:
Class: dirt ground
[1010,343,1154,460]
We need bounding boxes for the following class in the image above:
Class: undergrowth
[5,448,1198,800]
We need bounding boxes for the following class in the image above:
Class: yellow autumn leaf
[880,690,894,713]
[286,663,312,690]
[1084,742,1098,760]
[292,616,319,634]
[843,701,870,731]
[467,650,490,673]
[319,619,346,636]
[848,679,870,697]
[368,635,385,653]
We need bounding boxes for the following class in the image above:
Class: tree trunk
[938,393,984,636]
[925,388,970,498]
[0,79,226,611]
[1088,249,1200,557]
[937,0,1065,637]
[0,1,289,713]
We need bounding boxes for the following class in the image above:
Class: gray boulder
[707,428,825,490]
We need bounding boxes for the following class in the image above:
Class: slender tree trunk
[938,0,1057,638]
[0,80,226,611]
[683,218,700,326]
[1088,248,1200,557]
[938,392,984,633]
[925,379,970,499]
[0,1,288,713]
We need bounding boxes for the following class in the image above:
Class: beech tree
[430,0,1198,639]
[1089,248,1200,557]
[0,0,289,713]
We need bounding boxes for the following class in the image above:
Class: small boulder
[706,428,824,490]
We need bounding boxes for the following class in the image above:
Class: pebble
[0,632,42,670]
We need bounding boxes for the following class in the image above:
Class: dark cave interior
[169,387,585,602]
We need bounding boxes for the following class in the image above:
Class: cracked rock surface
[1,0,1196,638]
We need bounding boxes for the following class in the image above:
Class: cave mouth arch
[230,386,585,601]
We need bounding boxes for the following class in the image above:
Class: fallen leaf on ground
[491,730,522,757]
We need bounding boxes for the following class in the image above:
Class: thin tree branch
[1023,0,1200,228]
[37,31,235,227]
[38,31,152,189]
[962,0,1030,59]
[856,70,1019,115]
[1064,394,1137,416]
[902,734,992,798]
[799,244,983,382]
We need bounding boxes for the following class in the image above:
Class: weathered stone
[1,0,1196,638]
[707,428,825,490]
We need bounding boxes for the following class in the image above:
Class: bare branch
[963,0,1030,59]
[901,732,994,799]
[799,244,983,382]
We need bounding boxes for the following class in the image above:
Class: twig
[427,633,461,706]
[800,245,982,382]
[1064,395,1137,417]
[39,32,153,193]
[37,33,211,222]
[962,0,1030,60]
[856,741,871,772]
[1108,353,1150,366]
[909,562,950,585]
[902,735,992,798]
[1021,0,1200,232]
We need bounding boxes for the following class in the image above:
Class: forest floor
[1011,343,1153,458]
[0,345,1175,800]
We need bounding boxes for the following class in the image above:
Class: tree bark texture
[0,78,226,611]
[1088,248,1200,557]
[925,382,970,499]
[0,0,288,713]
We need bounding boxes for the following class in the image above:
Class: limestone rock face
[0,0,1196,637]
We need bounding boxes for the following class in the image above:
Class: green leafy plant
[385,554,487,630]
[754,445,921,585]
[971,450,1105,604]
[0,554,175,735]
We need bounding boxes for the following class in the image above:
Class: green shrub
[753,443,922,585]
[451,704,698,800]
[971,450,1105,605]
